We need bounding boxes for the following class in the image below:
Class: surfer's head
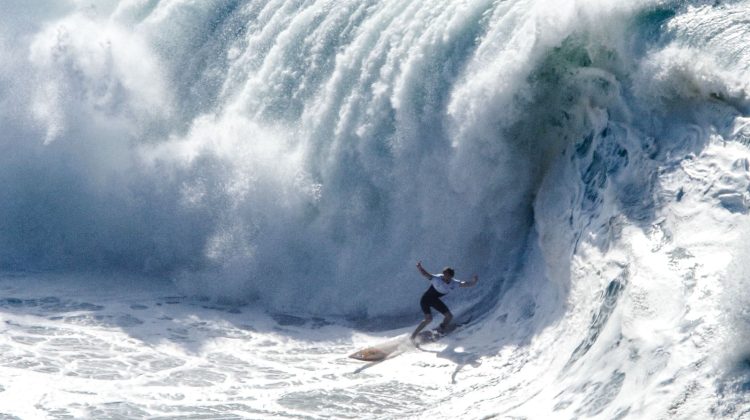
[442,267,455,280]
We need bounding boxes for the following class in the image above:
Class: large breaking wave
[1,0,749,326]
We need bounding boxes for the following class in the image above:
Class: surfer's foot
[437,323,449,333]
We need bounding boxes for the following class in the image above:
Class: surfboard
[348,337,406,362]
[349,316,473,361]
[348,347,393,362]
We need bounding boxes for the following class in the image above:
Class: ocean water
[1,0,749,418]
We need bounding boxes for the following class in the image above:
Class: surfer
[411,261,478,342]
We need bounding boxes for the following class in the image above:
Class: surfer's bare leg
[439,311,453,331]
[411,314,432,340]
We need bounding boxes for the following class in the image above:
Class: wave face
[1,0,749,326]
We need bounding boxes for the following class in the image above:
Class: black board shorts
[420,285,450,315]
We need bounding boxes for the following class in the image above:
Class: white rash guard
[430,274,462,295]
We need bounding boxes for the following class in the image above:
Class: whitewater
[1,0,749,418]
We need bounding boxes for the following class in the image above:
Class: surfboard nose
[348,348,391,362]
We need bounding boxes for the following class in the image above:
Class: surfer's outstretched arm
[416,261,434,280]
[460,274,479,288]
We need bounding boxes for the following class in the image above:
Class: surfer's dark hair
[442,267,455,277]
